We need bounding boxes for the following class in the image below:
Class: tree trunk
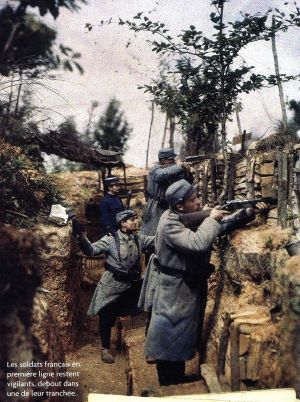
[145,101,155,169]
[272,15,287,129]
[217,1,229,204]
[161,112,168,148]
[169,116,175,149]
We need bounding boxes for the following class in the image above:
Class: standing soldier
[141,148,192,236]
[144,179,268,385]
[73,210,154,363]
[100,176,124,235]
[144,179,228,385]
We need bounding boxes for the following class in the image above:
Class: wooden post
[201,163,209,205]
[228,154,236,201]
[278,151,288,228]
[210,158,217,205]
[217,312,232,376]
[241,130,246,156]
[143,175,148,201]
[230,322,240,391]
[145,101,155,169]
[123,165,127,191]
[246,154,255,199]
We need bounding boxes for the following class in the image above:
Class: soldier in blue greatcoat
[99,176,124,235]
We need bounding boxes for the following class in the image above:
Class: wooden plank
[88,388,297,401]
[246,342,262,381]
[200,364,223,393]
[261,176,274,186]
[230,323,240,391]
[259,162,275,176]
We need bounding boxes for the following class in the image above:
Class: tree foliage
[91,98,132,153]
[0,0,85,77]
[123,0,300,155]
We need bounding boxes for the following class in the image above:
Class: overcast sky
[33,0,300,166]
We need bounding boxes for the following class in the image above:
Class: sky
[20,0,300,167]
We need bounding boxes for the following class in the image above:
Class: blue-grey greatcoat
[78,231,154,315]
[144,210,222,361]
[141,164,186,236]
[138,253,159,312]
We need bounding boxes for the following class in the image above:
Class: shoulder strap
[133,234,141,261]
[113,233,141,264]
[113,232,122,262]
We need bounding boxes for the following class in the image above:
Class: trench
[1,170,300,401]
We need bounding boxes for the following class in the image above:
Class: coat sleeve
[165,217,222,254]
[99,198,113,234]
[78,235,110,256]
[154,164,184,184]
[139,234,155,251]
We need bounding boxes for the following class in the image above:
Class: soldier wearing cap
[76,209,154,363]
[144,179,227,385]
[99,176,124,235]
[141,147,193,236]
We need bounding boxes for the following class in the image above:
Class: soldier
[144,179,268,385]
[74,210,154,363]
[100,176,124,235]
[141,147,192,236]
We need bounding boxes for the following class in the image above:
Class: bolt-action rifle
[220,197,277,212]
[180,197,277,231]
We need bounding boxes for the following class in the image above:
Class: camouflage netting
[0,225,65,402]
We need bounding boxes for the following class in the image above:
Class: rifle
[126,189,132,208]
[180,208,256,233]
[220,197,277,212]
[180,196,278,231]
[183,154,213,163]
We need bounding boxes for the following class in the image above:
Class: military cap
[158,147,177,160]
[104,176,119,187]
[116,209,137,224]
[165,179,196,207]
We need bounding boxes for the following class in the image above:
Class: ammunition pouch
[105,262,140,282]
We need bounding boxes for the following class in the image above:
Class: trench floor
[65,273,128,402]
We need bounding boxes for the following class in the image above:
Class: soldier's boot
[101,349,115,364]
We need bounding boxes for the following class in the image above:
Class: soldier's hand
[72,218,86,238]
[179,161,192,171]
[254,202,269,214]
[210,208,230,222]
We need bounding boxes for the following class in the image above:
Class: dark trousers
[98,281,142,349]
[156,360,185,386]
